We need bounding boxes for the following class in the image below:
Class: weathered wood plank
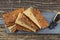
[0,0,60,40]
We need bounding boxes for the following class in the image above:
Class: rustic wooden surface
[0,0,60,40]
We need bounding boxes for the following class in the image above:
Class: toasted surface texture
[8,24,17,32]
[32,8,49,29]
[8,24,33,32]
[3,8,33,32]
[15,13,36,32]
[24,7,49,29]
[3,7,39,32]
[3,8,24,26]
[21,14,39,31]
[23,7,41,29]
[16,24,33,32]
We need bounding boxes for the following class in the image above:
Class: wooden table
[0,0,60,40]
[1,26,60,40]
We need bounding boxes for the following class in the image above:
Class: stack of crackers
[3,7,49,32]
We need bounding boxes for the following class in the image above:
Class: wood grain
[0,0,60,40]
